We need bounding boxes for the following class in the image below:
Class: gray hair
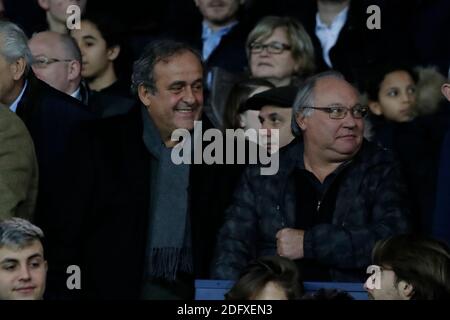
[291,70,346,136]
[0,20,33,76]
[131,39,203,95]
[0,218,44,250]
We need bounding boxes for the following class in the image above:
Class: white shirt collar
[316,6,349,32]
[70,86,82,101]
[9,80,28,113]
[315,6,349,68]
[201,20,238,40]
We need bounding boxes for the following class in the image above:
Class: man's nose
[342,111,357,128]
[183,87,196,105]
[18,266,31,281]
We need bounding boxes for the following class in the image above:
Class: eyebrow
[168,81,187,88]
[1,258,18,264]
[82,35,97,42]
[268,112,282,119]
[169,79,203,87]
[0,253,43,264]
[27,254,43,261]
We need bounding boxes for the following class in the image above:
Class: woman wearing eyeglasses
[246,16,316,87]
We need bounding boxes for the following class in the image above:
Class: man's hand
[276,228,305,259]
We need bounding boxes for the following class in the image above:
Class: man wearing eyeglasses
[28,31,87,104]
[212,71,411,282]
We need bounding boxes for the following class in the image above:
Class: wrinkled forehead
[313,77,360,107]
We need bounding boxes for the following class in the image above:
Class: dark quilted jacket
[211,139,412,281]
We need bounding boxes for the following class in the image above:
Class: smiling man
[47,40,235,299]
[212,71,411,281]
[0,218,47,300]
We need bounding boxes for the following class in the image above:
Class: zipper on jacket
[316,200,321,213]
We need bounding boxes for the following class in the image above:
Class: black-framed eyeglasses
[303,103,368,119]
[32,56,73,68]
[249,41,292,54]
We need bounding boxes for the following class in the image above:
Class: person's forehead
[198,0,238,6]
[29,34,64,54]
[258,27,288,43]
[153,52,203,80]
[260,105,292,116]
[0,241,44,262]
[314,77,359,105]
[381,70,414,87]
[73,20,101,38]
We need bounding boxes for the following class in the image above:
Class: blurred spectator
[244,86,297,153]
[0,20,92,241]
[0,107,38,221]
[414,66,447,117]
[365,234,450,300]
[225,256,303,300]
[285,0,417,90]
[433,69,450,245]
[247,16,315,87]
[206,15,315,129]
[365,63,448,233]
[223,78,274,131]
[28,31,88,104]
[367,64,417,124]
[212,71,410,282]
[0,218,47,300]
[37,0,87,34]
[0,0,4,19]
[70,11,135,117]
[173,0,249,87]
[172,1,252,129]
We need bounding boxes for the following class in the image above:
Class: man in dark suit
[46,40,235,299]
[171,0,249,85]
[0,20,92,232]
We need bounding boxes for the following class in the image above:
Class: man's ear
[368,101,382,116]
[194,0,200,8]
[239,114,246,128]
[107,45,121,62]
[295,112,307,131]
[9,58,27,81]
[441,83,450,102]
[397,280,414,300]
[37,0,50,10]
[67,60,81,81]
[138,85,153,107]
